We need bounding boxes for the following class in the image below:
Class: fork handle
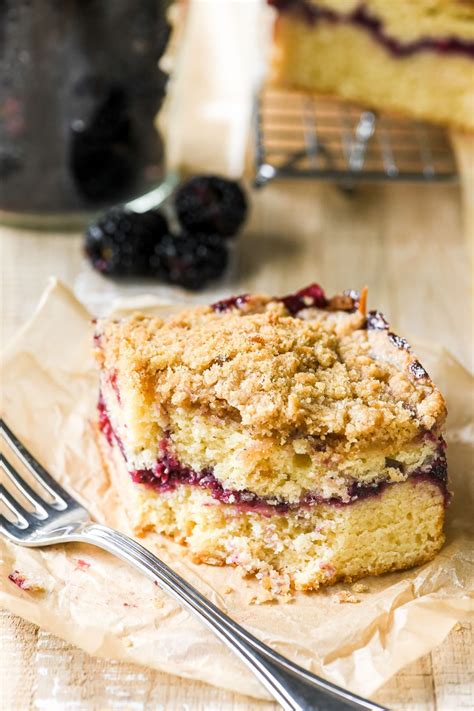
[76,523,384,711]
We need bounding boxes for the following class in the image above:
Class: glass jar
[0,0,172,228]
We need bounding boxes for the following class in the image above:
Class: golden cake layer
[100,428,445,594]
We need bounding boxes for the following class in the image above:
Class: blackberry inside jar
[0,0,171,225]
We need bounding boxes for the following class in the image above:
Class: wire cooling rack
[253,89,458,188]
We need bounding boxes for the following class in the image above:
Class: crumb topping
[96,292,446,450]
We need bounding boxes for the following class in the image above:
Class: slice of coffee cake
[268,0,474,131]
[95,284,448,593]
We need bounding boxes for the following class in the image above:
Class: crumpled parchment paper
[1,279,473,700]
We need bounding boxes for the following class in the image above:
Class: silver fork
[0,420,386,711]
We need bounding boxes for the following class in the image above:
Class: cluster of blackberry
[84,176,247,290]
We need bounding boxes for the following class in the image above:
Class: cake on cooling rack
[94,284,449,594]
[268,0,474,131]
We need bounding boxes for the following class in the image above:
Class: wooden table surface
[1,174,473,710]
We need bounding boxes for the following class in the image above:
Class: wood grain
[1,176,472,709]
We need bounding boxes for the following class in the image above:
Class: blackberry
[84,208,169,276]
[151,233,228,290]
[175,175,247,238]
[71,87,138,202]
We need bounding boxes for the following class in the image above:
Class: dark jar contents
[0,1,171,225]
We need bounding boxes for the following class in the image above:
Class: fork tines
[1,419,80,539]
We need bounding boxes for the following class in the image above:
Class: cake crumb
[351,582,369,593]
[223,585,234,594]
[255,589,276,604]
[336,590,360,604]
[453,623,462,632]
[8,570,45,593]
[124,639,134,648]
[254,596,274,605]
[248,583,292,604]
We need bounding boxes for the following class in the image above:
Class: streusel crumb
[336,591,360,604]
[97,294,445,451]
[351,582,369,594]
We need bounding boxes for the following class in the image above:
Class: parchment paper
[1,279,473,700]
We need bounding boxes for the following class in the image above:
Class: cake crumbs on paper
[223,586,234,594]
[124,639,134,648]
[248,587,291,605]
[351,582,369,593]
[248,594,272,605]
[336,590,360,604]
[254,592,275,605]
[7,570,45,593]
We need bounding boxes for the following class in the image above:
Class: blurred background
[0,0,472,351]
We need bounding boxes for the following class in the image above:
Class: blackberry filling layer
[268,0,474,58]
[132,452,450,512]
[98,400,449,513]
